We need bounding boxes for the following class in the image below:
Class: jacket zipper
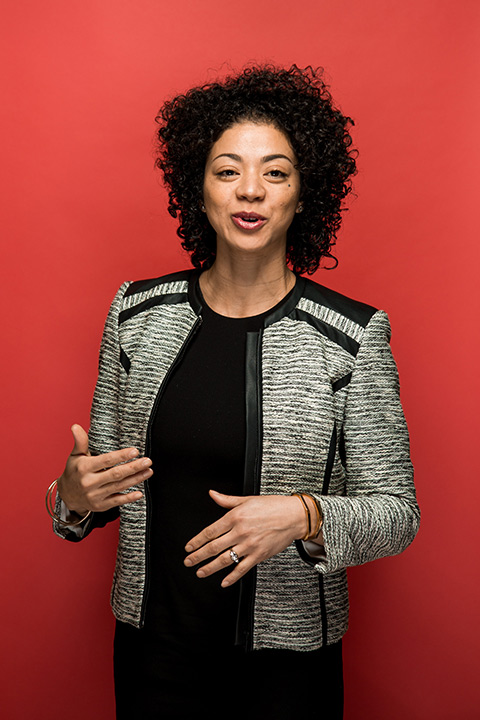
[139,315,203,627]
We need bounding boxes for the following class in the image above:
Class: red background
[2,1,479,718]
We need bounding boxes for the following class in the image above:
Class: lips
[232,211,267,231]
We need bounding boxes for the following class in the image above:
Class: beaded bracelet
[45,479,92,527]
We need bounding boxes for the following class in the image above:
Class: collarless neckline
[196,276,297,322]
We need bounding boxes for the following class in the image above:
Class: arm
[52,283,152,542]
[313,310,420,573]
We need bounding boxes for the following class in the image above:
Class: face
[202,121,301,260]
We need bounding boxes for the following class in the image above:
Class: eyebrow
[211,152,294,165]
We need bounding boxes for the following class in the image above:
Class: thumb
[209,489,245,509]
[70,424,90,457]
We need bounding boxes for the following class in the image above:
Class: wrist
[57,476,89,516]
[46,479,92,527]
[291,492,323,541]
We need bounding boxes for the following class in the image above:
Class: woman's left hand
[184,489,306,587]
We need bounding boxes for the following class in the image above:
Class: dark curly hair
[155,64,357,274]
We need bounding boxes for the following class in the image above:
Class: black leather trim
[243,331,263,496]
[332,372,352,393]
[318,574,328,646]
[339,427,346,467]
[302,277,377,327]
[235,330,263,650]
[263,275,306,327]
[188,269,204,315]
[291,309,360,357]
[118,293,188,325]
[322,423,337,495]
[124,269,193,297]
[119,347,131,374]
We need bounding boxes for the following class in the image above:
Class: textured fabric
[53,269,419,651]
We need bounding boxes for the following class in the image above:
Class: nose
[236,170,265,202]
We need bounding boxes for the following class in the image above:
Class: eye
[266,169,287,179]
[217,169,238,178]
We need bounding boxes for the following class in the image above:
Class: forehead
[208,121,295,160]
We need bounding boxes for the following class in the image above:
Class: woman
[48,66,419,719]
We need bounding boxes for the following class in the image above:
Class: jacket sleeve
[52,283,130,542]
[312,310,420,573]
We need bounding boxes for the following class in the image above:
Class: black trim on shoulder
[291,309,360,357]
[332,372,352,393]
[118,294,188,325]
[302,277,377,328]
[124,269,193,297]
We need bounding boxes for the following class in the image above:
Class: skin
[199,120,302,318]
[186,122,323,587]
[58,121,323,588]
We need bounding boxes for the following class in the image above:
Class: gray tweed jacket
[54,269,419,651]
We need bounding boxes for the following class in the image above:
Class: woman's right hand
[57,424,153,516]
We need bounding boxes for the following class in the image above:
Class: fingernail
[128,449,138,458]
[197,569,205,578]
[185,544,193,552]
[184,558,192,566]
[222,580,230,587]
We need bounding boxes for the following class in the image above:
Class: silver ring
[229,549,240,564]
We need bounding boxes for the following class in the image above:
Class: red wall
[2,1,479,718]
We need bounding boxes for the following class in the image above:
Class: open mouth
[232,212,267,230]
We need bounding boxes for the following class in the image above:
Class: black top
[145,284,295,649]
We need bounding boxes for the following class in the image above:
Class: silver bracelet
[45,479,92,527]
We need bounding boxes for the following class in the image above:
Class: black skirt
[114,619,344,720]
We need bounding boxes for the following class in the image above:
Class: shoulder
[289,276,384,359]
[105,269,196,326]
[300,276,378,329]
[123,268,194,298]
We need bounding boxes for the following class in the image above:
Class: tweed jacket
[54,269,419,651]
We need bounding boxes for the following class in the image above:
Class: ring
[229,549,240,564]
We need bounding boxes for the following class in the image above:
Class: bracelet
[291,492,312,541]
[45,479,92,527]
[302,493,324,538]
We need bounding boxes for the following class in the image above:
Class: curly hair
[155,65,357,274]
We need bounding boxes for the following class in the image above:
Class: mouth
[231,212,267,231]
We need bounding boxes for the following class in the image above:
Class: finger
[95,488,145,512]
[195,547,244,579]
[96,461,153,493]
[221,557,254,587]
[184,515,232,553]
[77,465,153,512]
[88,446,141,473]
[70,424,90,456]
[209,490,246,509]
[184,528,233,567]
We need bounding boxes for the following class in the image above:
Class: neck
[199,251,296,318]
